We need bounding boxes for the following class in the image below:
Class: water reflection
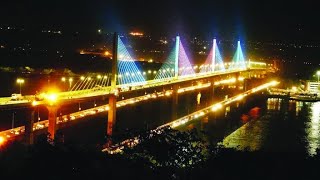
[296,101,303,116]
[305,102,320,156]
[220,98,314,153]
[220,107,265,151]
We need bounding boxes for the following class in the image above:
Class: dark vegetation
[1,128,320,180]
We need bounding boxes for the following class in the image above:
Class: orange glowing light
[32,100,39,106]
[47,94,57,102]
[104,51,111,56]
[43,90,59,105]
[0,136,5,145]
[130,32,143,36]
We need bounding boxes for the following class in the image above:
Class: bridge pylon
[212,39,216,72]
[46,105,59,141]
[111,32,118,89]
[107,95,116,137]
[24,109,35,145]
[107,32,118,138]
[171,84,179,120]
[174,35,180,79]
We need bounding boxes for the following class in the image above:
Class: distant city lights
[130,32,143,36]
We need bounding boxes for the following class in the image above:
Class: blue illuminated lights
[214,41,225,71]
[230,40,246,70]
[117,36,145,85]
[154,49,176,80]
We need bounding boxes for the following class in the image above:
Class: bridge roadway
[0,65,270,144]
[0,81,214,141]
[0,78,277,143]
[0,66,267,109]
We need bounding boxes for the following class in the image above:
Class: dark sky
[1,0,319,41]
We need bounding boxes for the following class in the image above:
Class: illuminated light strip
[77,77,89,90]
[200,38,225,74]
[117,37,145,85]
[229,40,246,70]
[71,77,84,91]
[178,40,195,77]
[84,77,94,90]
[76,62,259,95]
[177,82,211,93]
[248,61,267,69]
[214,77,237,85]
[81,77,90,90]
[0,89,175,142]
[169,80,279,128]
[215,48,225,71]
[102,80,280,154]
[0,64,268,109]
[101,74,108,87]
[70,78,82,91]
[154,36,179,81]
[199,47,214,74]
[249,62,266,66]
[1,79,231,142]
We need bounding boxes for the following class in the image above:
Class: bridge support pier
[107,95,117,136]
[211,79,215,103]
[244,78,249,91]
[171,84,179,120]
[24,109,35,145]
[47,105,59,141]
[235,72,240,90]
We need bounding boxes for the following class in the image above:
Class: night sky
[1,0,319,41]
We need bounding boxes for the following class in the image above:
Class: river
[177,97,320,156]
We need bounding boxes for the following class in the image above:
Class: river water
[233,98,320,156]
[178,97,320,156]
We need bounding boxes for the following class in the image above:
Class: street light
[16,78,25,94]
[317,71,320,82]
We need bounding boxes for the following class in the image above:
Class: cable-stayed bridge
[0,33,274,145]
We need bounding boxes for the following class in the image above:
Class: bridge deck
[0,67,267,108]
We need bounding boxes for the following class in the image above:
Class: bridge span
[0,33,276,146]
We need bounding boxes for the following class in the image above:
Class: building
[306,81,320,93]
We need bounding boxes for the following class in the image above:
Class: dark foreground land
[1,128,319,180]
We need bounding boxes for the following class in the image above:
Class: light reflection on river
[182,97,320,156]
[305,102,320,156]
